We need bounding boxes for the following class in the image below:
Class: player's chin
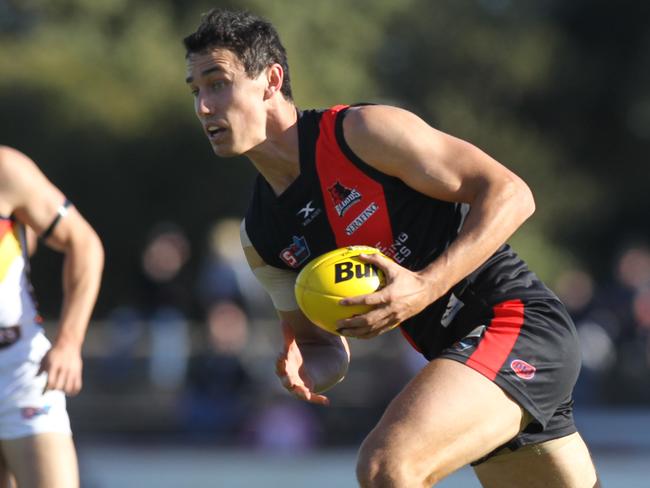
[210,144,239,158]
[209,139,243,158]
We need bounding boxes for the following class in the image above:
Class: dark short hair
[183,9,293,100]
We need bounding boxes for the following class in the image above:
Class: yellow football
[294,245,386,335]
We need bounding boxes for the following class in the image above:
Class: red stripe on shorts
[465,299,525,380]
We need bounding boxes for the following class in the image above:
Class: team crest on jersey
[327,181,362,217]
[279,235,311,268]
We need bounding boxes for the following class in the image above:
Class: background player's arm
[241,223,350,404]
[338,105,535,336]
[0,146,104,395]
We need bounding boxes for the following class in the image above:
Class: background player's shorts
[0,324,72,440]
[441,297,581,451]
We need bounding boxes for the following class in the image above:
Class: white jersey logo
[297,201,322,227]
[297,201,316,218]
[441,293,464,327]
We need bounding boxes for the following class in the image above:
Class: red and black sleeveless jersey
[245,105,556,358]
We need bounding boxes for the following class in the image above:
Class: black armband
[40,199,73,241]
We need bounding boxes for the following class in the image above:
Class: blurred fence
[65,317,415,449]
[61,313,650,452]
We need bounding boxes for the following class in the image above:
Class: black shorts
[440,297,581,453]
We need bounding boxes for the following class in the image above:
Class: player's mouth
[205,124,228,141]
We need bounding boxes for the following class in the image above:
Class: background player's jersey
[245,105,559,357]
[0,216,38,328]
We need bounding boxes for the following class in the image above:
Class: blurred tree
[0,0,647,316]
[375,0,649,281]
[0,0,411,316]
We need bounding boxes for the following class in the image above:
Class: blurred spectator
[198,219,273,319]
[554,268,611,404]
[98,305,146,388]
[616,244,650,290]
[140,223,193,391]
[182,300,253,443]
[196,220,244,310]
[554,268,595,321]
[609,244,650,403]
[570,244,650,405]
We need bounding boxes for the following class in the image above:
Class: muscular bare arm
[337,105,535,337]
[0,146,104,395]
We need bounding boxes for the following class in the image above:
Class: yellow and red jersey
[0,217,38,328]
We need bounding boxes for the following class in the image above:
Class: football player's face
[186,48,267,157]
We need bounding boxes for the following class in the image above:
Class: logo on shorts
[510,359,536,380]
[21,405,52,419]
[327,181,362,217]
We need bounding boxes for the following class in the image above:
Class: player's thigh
[1,433,79,488]
[358,357,525,483]
[0,452,15,488]
[473,431,599,488]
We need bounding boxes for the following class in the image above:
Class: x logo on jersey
[297,201,317,219]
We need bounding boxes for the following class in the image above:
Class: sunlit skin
[186,48,301,197]
[200,46,538,403]
[186,49,267,157]
[0,146,103,488]
[212,34,598,487]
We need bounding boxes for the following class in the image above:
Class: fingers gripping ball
[294,246,386,335]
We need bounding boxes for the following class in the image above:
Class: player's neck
[246,98,300,197]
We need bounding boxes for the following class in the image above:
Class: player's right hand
[38,340,83,396]
[275,322,330,406]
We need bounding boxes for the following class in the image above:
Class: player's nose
[196,94,215,117]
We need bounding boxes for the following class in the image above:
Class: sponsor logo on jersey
[345,202,379,236]
[296,200,322,226]
[327,181,362,217]
[375,232,412,264]
[279,235,311,268]
[21,405,52,419]
[510,359,536,380]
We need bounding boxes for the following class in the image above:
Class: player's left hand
[336,252,440,339]
[38,340,83,396]
[276,322,330,406]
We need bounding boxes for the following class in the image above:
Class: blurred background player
[0,146,104,488]
[183,9,600,487]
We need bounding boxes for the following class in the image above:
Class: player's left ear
[264,63,284,100]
